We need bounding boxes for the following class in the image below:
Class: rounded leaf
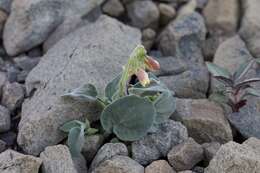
[60,120,86,133]
[68,127,85,157]
[101,95,156,141]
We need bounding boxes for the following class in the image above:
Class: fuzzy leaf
[105,74,121,101]
[101,95,156,141]
[235,78,260,89]
[234,60,254,82]
[68,127,85,157]
[245,88,260,97]
[60,120,86,133]
[62,84,98,102]
[214,76,233,86]
[206,62,231,79]
[153,91,176,124]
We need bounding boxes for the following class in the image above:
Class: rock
[17,16,141,156]
[145,160,176,173]
[203,0,239,36]
[132,120,188,165]
[192,166,204,173]
[242,137,260,155]
[205,141,260,173]
[142,28,156,51]
[93,155,144,173]
[27,46,43,58]
[158,12,206,64]
[102,0,125,17]
[196,0,208,9]
[158,62,209,99]
[89,143,128,172]
[0,71,6,95]
[126,0,159,29]
[13,56,40,72]
[7,66,20,83]
[72,155,88,173]
[0,149,42,173]
[178,171,193,173]
[0,0,12,13]
[40,145,78,173]
[239,0,260,59]
[158,3,176,26]
[0,131,17,147]
[0,140,6,153]
[82,134,104,163]
[3,0,104,56]
[202,142,221,163]
[168,138,203,171]
[1,82,25,112]
[172,99,233,144]
[0,10,7,36]
[0,105,10,132]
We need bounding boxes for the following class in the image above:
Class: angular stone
[102,0,125,17]
[0,105,10,132]
[203,0,239,35]
[239,0,260,59]
[205,141,260,173]
[126,0,159,29]
[158,12,206,64]
[132,120,188,165]
[168,138,203,171]
[1,82,25,112]
[40,145,78,173]
[3,0,104,56]
[145,160,176,173]
[89,143,128,172]
[93,155,144,173]
[17,16,141,156]
[82,134,104,163]
[202,142,221,163]
[172,99,233,144]
[0,149,42,173]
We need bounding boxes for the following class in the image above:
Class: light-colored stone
[0,0,13,13]
[1,82,25,112]
[145,160,176,173]
[242,137,260,155]
[102,0,125,17]
[0,105,10,132]
[93,155,144,173]
[3,0,104,56]
[172,99,233,144]
[142,28,156,51]
[127,0,159,29]
[158,3,176,26]
[240,0,260,59]
[40,145,78,173]
[168,138,203,171]
[0,149,42,173]
[132,120,188,165]
[17,15,141,156]
[203,0,239,35]
[89,143,128,172]
[205,141,260,173]
[202,142,221,163]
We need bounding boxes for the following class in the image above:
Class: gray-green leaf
[244,88,260,97]
[67,127,85,157]
[105,74,121,101]
[60,120,86,133]
[234,60,254,82]
[206,62,231,79]
[62,84,98,102]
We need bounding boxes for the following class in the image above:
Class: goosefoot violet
[60,45,176,157]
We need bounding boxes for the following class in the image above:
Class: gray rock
[202,142,221,163]
[82,134,104,163]
[40,145,78,173]
[0,131,17,147]
[142,28,156,51]
[0,149,42,173]
[203,0,239,36]
[0,10,7,37]
[239,0,260,59]
[145,160,176,173]
[126,0,159,29]
[158,3,176,26]
[0,71,6,95]
[3,0,104,56]
[0,140,6,153]
[0,0,12,13]
[73,155,88,173]
[0,105,10,132]
[17,15,141,156]
[158,12,206,64]
[1,82,25,112]
[172,99,233,144]
[192,166,204,173]
[132,120,188,165]
[27,46,43,58]
[205,141,260,173]
[242,137,260,155]
[92,155,144,173]
[89,143,128,172]
[168,138,203,171]
[102,0,125,17]
[13,56,40,72]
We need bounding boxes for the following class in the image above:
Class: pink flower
[145,56,160,71]
[136,69,150,86]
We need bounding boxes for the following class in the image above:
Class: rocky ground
[0,0,260,172]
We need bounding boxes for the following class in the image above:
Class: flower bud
[136,69,150,87]
[145,56,160,71]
